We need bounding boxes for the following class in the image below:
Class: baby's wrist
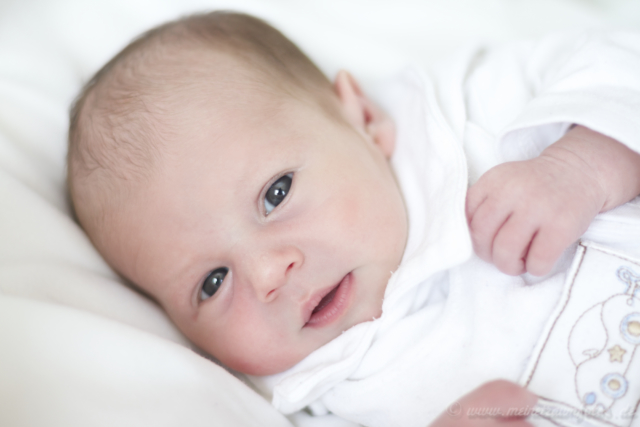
[538,135,607,212]
[539,125,640,213]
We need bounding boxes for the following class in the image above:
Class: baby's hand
[430,380,537,427]
[466,126,640,276]
[465,148,602,276]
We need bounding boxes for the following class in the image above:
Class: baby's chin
[221,350,308,377]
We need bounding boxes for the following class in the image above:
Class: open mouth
[312,285,340,315]
[304,273,352,328]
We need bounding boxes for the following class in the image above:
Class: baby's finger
[466,184,488,222]
[500,419,535,427]
[491,214,538,276]
[465,380,538,412]
[524,227,572,276]
[434,380,537,427]
[468,198,511,263]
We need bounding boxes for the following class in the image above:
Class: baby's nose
[246,245,304,302]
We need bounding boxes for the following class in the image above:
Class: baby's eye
[264,173,292,215]
[200,267,228,301]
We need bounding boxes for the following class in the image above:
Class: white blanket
[2,1,640,426]
[255,32,640,427]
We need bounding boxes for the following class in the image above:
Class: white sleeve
[459,31,640,178]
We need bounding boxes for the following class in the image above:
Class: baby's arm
[430,380,537,427]
[466,125,640,276]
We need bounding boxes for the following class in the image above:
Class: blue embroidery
[569,265,640,415]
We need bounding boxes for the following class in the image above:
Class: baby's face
[104,84,407,375]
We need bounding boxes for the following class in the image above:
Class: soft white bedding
[1,0,639,425]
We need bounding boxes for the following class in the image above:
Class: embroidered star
[608,345,626,363]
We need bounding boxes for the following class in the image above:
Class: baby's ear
[333,70,395,159]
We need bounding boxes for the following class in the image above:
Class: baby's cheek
[340,192,365,228]
[331,189,372,241]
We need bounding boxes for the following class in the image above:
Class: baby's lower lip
[304,273,352,328]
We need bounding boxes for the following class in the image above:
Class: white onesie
[251,31,640,427]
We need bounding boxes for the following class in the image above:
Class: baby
[68,11,640,427]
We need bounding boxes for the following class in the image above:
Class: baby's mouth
[304,273,352,328]
[311,285,340,315]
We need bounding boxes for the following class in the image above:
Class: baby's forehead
[152,88,339,179]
